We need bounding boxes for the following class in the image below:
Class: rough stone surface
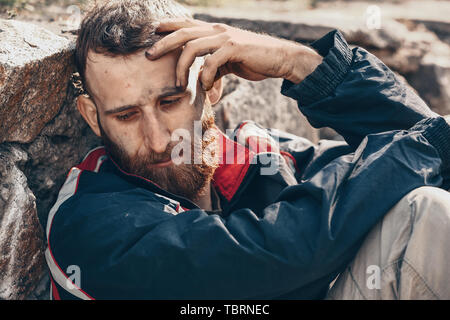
[405,39,450,116]
[0,20,100,301]
[0,144,46,300]
[0,18,75,144]
[25,273,49,300]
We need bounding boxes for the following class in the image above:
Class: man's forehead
[85,49,180,107]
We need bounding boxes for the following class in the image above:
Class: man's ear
[77,95,101,137]
[205,77,223,106]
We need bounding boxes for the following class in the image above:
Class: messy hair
[74,0,192,99]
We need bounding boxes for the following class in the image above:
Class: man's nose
[141,111,171,154]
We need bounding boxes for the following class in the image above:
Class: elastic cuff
[281,30,353,106]
[412,117,450,171]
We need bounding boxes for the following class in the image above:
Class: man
[46,0,450,300]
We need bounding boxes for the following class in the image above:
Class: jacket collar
[212,128,256,202]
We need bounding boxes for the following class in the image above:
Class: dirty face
[78,49,220,200]
[86,49,204,157]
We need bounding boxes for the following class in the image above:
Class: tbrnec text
[180,304,270,317]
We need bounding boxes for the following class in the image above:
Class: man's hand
[145,18,323,91]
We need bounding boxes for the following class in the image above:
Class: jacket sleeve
[51,117,450,300]
[281,30,439,150]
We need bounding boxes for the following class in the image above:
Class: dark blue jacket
[46,30,450,300]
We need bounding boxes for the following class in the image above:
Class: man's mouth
[148,159,173,168]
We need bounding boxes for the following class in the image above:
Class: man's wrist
[284,44,323,84]
[281,30,353,106]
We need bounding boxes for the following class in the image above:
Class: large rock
[0,19,100,300]
[0,145,46,300]
[0,77,101,300]
[404,36,450,116]
[0,19,74,144]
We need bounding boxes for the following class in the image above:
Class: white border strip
[45,167,93,300]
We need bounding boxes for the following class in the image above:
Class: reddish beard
[99,115,218,202]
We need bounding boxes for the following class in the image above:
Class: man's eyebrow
[159,86,186,98]
[104,86,186,115]
[104,104,139,115]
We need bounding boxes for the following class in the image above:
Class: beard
[99,106,218,203]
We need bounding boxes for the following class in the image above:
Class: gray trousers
[327,186,450,300]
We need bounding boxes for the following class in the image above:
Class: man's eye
[116,112,136,121]
[160,98,181,106]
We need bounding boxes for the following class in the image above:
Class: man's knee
[407,186,450,201]
[403,186,450,224]
[377,186,450,276]
[327,186,450,300]
[380,186,450,239]
[399,186,450,299]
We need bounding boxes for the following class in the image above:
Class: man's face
[80,49,219,201]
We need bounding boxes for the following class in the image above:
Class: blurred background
[1,0,449,24]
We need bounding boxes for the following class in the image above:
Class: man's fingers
[200,47,234,91]
[147,26,221,60]
[155,18,202,33]
[176,34,228,88]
